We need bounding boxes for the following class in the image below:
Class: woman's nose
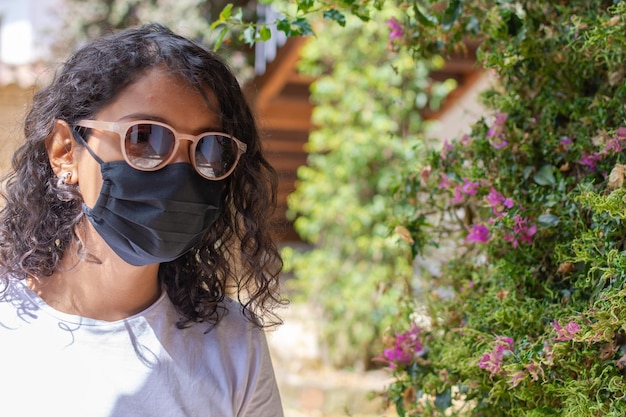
[171,140,192,164]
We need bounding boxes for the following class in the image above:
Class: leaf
[297,0,315,13]
[277,17,314,37]
[537,214,560,227]
[413,3,439,27]
[258,25,272,42]
[533,165,556,186]
[434,387,452,411]
[441,0,463,30]
[219,3,233,21]
[212,26,229,51]
[292,17,315,36]
[323,9,347,27]
[277,18,293,36]
[242,25,256,46]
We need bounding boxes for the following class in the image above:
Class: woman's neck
[27,236,161,322]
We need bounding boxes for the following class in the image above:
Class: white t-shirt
[0,277,284,417]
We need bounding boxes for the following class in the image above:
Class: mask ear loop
[72,126,105,165]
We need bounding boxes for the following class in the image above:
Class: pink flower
[451,179,480,204]
[578,151,601,170]
[386,17,404,41]
[504,215,537,248]
[617,127,626,138]
[452,186,464,203]
[460,134,472,147]
[485,187,514,217]
[552,319,581,342]
[492,139,509,149]
[461,178,479,195]
[604,137,623,153]
[478,336,514,378]
[378,325,424,369]
[439,173,452,189]
[487,112,508,149]
[559,137,573,153]
[466,224,490,243]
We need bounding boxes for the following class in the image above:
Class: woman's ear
[45,120,79,184]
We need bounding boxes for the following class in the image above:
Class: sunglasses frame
[75,119,247,180]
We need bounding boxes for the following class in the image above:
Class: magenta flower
[478,336,514,378]
[487,111,509,149]
[485,187,514,217]
[452,186,464,203]
[552,319,581,342]
[386,17,404,41]
[559,137,573,152]
[492,139,509,149]
[378,325,424,369]
[439,173,452,189]
[578,151,601,170]
[466,224,490,243]
[604,137,623,153]
[442,139,454,153]
[461,179,479,195]
[504,215,537,248]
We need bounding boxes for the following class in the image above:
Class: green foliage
[374,1,626,415]
[282,5,455,368]
[54,0,257,81]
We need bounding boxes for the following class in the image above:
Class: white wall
[0,0,60,65]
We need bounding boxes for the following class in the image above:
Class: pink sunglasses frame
[75,119,247,180]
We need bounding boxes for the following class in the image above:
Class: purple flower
[478,336,514,378]
[452,186,464,203]
[487,112,508,149]
[461,179,479,195]
[491,139,509,149]
[504,215,537,248]
[559,137,573,153]
[552,319,581,342]
[604,137,623,153]
[439,173,452,189]
[378,325,424,369]
[578,151,601,170]
[386,17,404,41]
[466,224,490,243]
[485,187,514,217]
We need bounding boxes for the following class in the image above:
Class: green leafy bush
[378,1,626,415]
[282,6,455,368]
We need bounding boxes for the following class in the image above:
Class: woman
[0,23,285,416]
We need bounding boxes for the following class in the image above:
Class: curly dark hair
[0,23,285,327]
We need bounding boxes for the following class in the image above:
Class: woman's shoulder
[157,294,266,345]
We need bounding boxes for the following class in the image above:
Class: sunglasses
[75,119,247,180]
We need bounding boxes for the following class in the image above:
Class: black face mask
[83,161,223,266]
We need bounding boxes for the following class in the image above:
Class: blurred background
[0,1,488,415]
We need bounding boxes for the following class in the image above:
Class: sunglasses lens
[124,124,175,169]
[194,134,239,179]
